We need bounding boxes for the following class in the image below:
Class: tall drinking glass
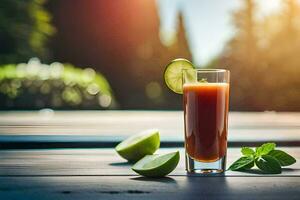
[183,69,230,174]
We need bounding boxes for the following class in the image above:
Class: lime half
[164,58,194,94]
[132,151,180,177]
[115,129,160,162]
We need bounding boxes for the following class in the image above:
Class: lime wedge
[132,151,180,177]
[115,129,160,162]
[164,58,194,94]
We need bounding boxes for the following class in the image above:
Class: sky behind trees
[157,0,292,65]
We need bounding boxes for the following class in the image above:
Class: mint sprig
[241,147,255,157]
[228,157,254,171]
[255,155,282,174]
[228,143,296,174]
[268,150,297,166]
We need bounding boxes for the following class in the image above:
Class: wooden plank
[1,135,300,149]
[1,111,300,147]
[0,148,299,176]
[1,111,300,127]
[0,176,300,200]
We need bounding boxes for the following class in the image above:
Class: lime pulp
[115,129,160,162]
[132,151,180,177]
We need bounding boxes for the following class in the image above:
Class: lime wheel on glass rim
[163,58,194,94]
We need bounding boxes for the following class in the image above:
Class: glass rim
[182,68,229,73]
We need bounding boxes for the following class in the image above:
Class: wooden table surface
[0,111,300,199]
[1,111,300,148]
[0,148,300,200]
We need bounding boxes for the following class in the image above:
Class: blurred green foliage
[0,58,116,109]
[0,0,55,63]
[216,0,300,111]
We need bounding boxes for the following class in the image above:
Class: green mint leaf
[241,147,255,157]
[255,143,276,157]
[268,150,296,166]
[241,160,254,170]
[228,156,254,171]
[255,155,282,174]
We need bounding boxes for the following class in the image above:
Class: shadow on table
[109,161,131,166]
[282,168,300,172]
[235,168,300,175]
[240,169,266,175]
[130,176,178,184]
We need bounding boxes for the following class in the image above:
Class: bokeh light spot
[98,94,112,107]
[145,81,162,99]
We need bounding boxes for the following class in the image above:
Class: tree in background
[263,0,300,110]
[0,0,55,64]
[229,0,258,64]
[48,0,192,109]
[0,0,117,110]
[219,0,300,111]
[221,0,262,110]
[3,0,300,111]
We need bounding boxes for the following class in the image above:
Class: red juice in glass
[183,69,230,174]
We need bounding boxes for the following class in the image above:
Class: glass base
[185,153,226,175]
